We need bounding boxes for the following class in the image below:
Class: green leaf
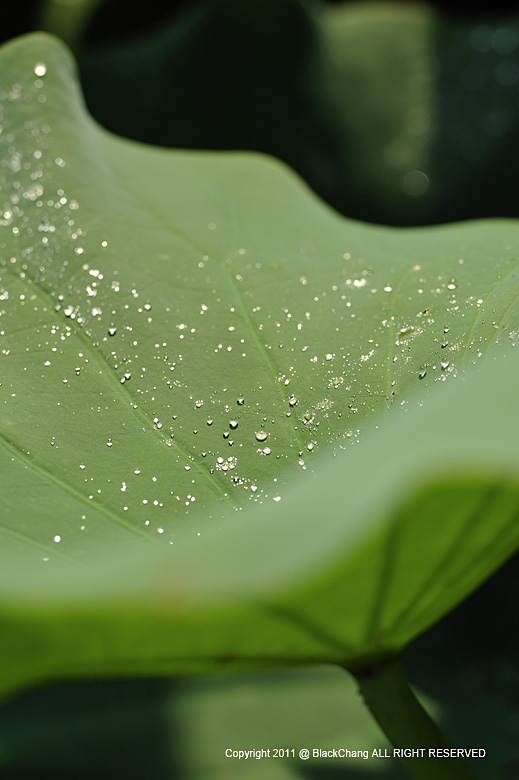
[1,33,519,698]
[75,0,519,225]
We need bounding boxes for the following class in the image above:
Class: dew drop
[229,420,239,430]
[53,535,61,543]
[255,430,268,442]
[288,395,298,407]
[237,396,245,406]
[206,419,213,426]
[419,369,427,379]
[34,62,47,77]
[108,326,117,337]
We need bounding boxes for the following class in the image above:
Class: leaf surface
[1,33,519,697]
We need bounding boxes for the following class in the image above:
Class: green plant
[1,5,518,779]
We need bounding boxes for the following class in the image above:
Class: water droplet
[441,361,450,370]
[419,369,427,379]
[206,419,213,426]
[53,535,61,543]
[237,396,245,406]
[108,326,117,337]
[106,438,113,447]
[34,62,47,77]
[288,395,298,407]
[255,431,268,442]
[223,431,230,439]
[229,420,238,429]
[447,281,457,290]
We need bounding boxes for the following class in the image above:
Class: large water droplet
[255,431,268,442]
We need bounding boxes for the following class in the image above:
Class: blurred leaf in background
[53,0,519,226]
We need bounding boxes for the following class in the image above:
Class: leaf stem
[349,656,484,780]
